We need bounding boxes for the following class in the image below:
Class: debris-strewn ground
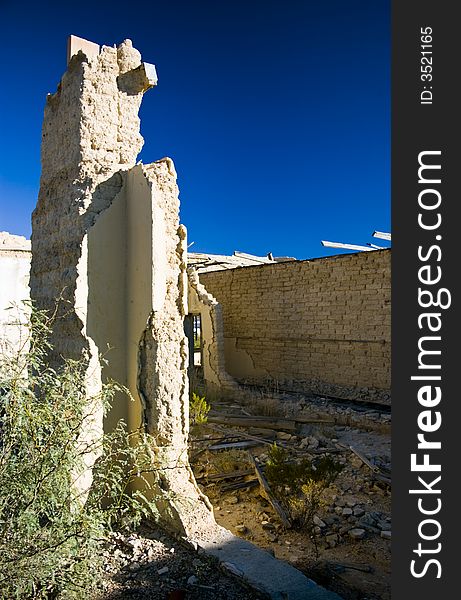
[189,391,391,600]
[98,524,265,599]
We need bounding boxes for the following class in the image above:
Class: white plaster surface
[0,233,31,355]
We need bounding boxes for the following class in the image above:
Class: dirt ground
[98,525,265,599]
[189,391,391,600]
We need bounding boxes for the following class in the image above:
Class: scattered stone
[335,507,343,515]
[381,531,392,540]
[262,521,276,530]
[313,516,326,528]
[348,528,366,540]
[157,566,169,575]
[227,496,239,505]
[300,436,320,449]
[342,508,353,516]
[326,534,338,548]
[353,507,365,517]
[359,513,377,527]
[187,575,198,585]
[235,525,247,533]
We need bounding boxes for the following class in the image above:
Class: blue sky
[0,0,390,259]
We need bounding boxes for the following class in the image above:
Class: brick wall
[199,249,391,402]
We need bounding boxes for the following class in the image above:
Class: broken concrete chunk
[348,528,366,540]
[67,34,100,64]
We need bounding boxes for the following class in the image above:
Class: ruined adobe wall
[0,233,31,356]
[31,40,147,369]
[199,249,391,403]
[29,39,216,534]
[188,268,239,396]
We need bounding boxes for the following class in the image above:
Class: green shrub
[189,392,210,425]
[0,307,156,599]
[265,443,342,493]
[265,443,342,555]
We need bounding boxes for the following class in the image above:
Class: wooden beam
[207,415,297,431]
[200,469,254,482]
[233,251,274,263]
[208,440,263,451]
[372,231,391,241]
[248,453,292,528]
[321,241,374,252]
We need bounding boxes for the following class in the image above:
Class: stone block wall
[199,249,391,402]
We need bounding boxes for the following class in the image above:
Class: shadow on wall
[87,168,154,435]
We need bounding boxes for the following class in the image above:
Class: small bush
[265,444,342,492]
[265,443,342,555]
[0,306,156,599]
[189,392,210,425]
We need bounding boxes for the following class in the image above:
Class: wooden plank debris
[372,231,391,241]
[207,414,297,431]
[190,436,228,461]
[345,444,380,473]
[303,447,342,455]
[248,453,292,528]
[338,443,391,484]
[208,440,263,451]
[200,469,254,482]
[321,241,375,252]
[221,479,259,492]
[292,415,335,425]
[209,424,285,449]
[233,251,275,263]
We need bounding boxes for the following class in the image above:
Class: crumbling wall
[199,250,391,403]
[0,233,31,355]
[29,38,214,534]
[30,38,153,496]
[187,268,239,396]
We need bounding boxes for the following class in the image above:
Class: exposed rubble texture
[29,37,217,534]
[98,526,266,600]
[189,392,391,599]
